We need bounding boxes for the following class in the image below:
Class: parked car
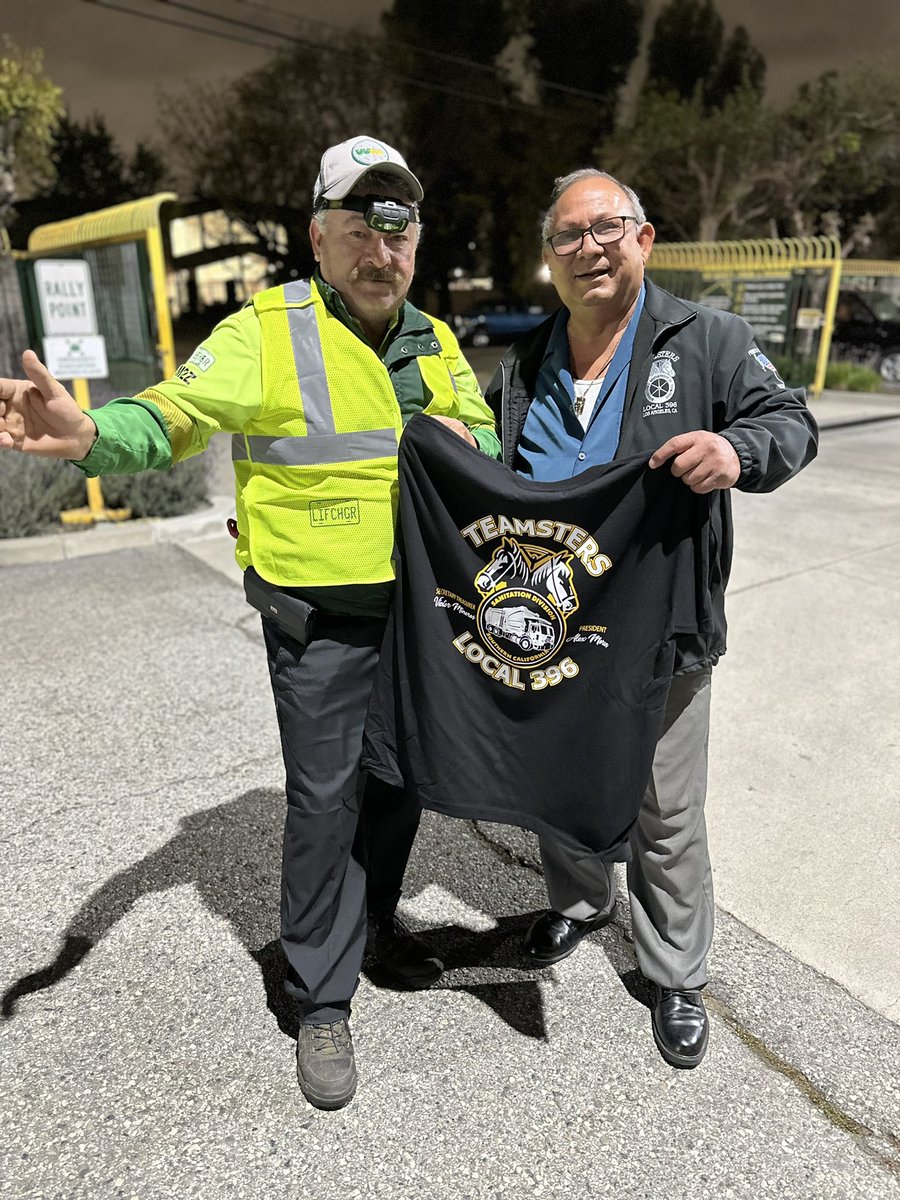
[832,290,900,384]
[454,302,549,347]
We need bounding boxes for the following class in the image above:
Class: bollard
[60,378,132,526]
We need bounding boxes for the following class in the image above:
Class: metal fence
[647,238,900,393]
[0,244,28,379]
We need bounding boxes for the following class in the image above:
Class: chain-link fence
[82,241,162,402]
[0,250,28,378]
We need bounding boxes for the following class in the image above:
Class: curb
[0,494,235,568]
[2,392,898,570]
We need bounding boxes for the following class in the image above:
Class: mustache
[351,266,404,284]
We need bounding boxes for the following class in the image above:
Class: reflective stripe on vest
[233,428,397,465]
[233,280,398,464]
[282,279,333,435]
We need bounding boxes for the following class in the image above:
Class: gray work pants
[263,615,421,1024]
[540,667,714,991]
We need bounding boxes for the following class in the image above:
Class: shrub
[100,456,209,518]
[770,356,816,389]
[823,361,882,392]
[770,356,882,393]
[0,454,209,539]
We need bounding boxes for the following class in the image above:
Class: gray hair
[540,169,647,242]
[313,169,419,231]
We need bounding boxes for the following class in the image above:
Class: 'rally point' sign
[34,259,98,336]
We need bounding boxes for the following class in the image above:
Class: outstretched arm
[0,351,97,460]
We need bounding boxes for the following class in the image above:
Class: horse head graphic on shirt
[475,538,578,614]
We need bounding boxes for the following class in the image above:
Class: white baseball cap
[313,136,424,205]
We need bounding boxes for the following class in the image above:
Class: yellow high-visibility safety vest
[232,278,462,587]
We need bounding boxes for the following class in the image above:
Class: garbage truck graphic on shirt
[363,415,710,860]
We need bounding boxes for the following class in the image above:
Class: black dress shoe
[366,912,443,988]
[523,906,616,966]
[652,987,709,1068]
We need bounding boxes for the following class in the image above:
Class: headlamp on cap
[315,194,419,234]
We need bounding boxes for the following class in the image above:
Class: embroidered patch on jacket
[748,346,785,387]
[643,351,679,417]
[186,347,216,372]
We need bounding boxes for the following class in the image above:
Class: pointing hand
[0,350,97,460]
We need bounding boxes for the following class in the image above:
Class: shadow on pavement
[1,790,632,1040]
[2,788,281,1022]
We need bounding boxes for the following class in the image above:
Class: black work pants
[263,614,421,1024]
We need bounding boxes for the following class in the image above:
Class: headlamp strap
[315,194,419,232]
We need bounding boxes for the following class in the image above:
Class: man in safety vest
[0,136,500,1110]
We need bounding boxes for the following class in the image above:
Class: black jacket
[483,279,819,672]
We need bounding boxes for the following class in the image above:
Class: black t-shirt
[363,415,710,859]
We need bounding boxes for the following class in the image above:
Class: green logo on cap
[351,140,389,165]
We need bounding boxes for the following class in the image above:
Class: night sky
[4,0,897,151]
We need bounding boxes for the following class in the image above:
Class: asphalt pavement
[1,388,899,1199]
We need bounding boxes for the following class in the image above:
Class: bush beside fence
[0,455,209,539]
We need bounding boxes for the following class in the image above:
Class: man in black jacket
[484,169,818,1068]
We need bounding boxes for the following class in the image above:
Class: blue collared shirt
[517,284,645,481]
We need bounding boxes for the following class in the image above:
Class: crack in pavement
[471,820,900,1179]
[706,992,900,1177]
[469,820,542,875]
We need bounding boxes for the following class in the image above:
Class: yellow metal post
[811,259,844,398]
[145,223,176,380]
[60,378,131,527]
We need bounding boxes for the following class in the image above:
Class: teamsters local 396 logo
[435,515,615,693]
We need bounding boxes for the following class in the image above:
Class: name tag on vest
[309,499,361,527]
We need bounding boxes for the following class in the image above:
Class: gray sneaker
[296,1019,357,1110]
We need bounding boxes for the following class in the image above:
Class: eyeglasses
[545,215,639,256]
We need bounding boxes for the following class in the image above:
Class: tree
[127,141,168,198]
[504,0,644,292]
[383,0,644,305]
[382,0,512,307]
[772,66,900,254]
[0,40,64,376]
[159,33,402,282]
[706,25,765,109]
[10,114,168,248]
[645,0,723,103]
[0,39,63,231]
[601,63,900,249]
[601,82,777,241]
[645,0,765,109]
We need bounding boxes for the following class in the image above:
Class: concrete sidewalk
[1,394,898,1199]
[1,541,898,1200]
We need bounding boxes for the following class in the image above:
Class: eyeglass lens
[550,217,630,254]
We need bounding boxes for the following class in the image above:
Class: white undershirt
[572,375,605,431]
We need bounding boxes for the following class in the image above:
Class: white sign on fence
[34,259,98,336]
[43,335,109,381]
